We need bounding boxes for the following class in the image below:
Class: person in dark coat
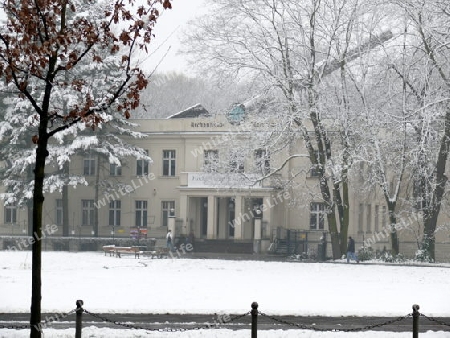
[346,236,359,263]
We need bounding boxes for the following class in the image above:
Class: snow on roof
[167,103,211,119]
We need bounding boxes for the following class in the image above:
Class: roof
[167,104,211,119]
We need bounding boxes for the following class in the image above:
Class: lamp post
[253,206,262,254]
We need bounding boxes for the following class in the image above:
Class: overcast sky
[0,0,207,75]
[140,0,207,75]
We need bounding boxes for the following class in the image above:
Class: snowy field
[1,328,449,338]
[1,251,450,337]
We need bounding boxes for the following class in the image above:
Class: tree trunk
[421,110,450,261]
[423,215,437,261]
[62,161,69,237]
[327,211,341,259]
[339,177,350,255]
[30,48,56,337]
[30,129,49,338]
[388,211,399,256]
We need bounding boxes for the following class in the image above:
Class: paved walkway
[169,251,450,267]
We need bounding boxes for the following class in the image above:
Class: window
[358,203,364,232]
[204,150,219,172]
[4,204,17,224]
[255,149,270,175]
[109,200,121,226]
[162,201,175,227]
[374,205,379,232]
[83,155,96,176]
[229,151,244,173]
[382,205,387,229]
[135,200,148,228]
[136,151,149,176]
[163,150,176,177]
[56,199,63,226]
[110,163,122,176]
[310,202,325,230]
[81,200,94,226]
[366,204,372,233]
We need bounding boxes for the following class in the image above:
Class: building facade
[1,113,449,260]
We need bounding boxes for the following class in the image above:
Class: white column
[254,211,262,253]
[218,198,228,239]
[254,217,262,240]
[262,196,272,239]
[233,196,243,240]
[179,195,188,234]
[168,209,176,238]
[207,195,216,239]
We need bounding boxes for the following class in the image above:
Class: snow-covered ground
[1,328,449,338]
[1,251,449,337]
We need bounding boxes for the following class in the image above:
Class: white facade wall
[0,115,449,259]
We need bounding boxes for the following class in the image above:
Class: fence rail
[2,300,450,336]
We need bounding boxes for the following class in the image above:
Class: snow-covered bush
[415,249,434,263]
[379,251,406,263]
[357,247,375,261]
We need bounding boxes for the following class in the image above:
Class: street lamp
[253,204,263,254]
[253,204,262,219]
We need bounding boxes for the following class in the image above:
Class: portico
[178,172,283,241]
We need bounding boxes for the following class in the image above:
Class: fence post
[412,304,420,338]
[251,302,258,338]
[75,300,84,338]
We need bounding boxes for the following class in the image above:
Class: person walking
[347,236,359,263]
[166,229,174,252]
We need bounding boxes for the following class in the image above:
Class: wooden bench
[114,246,141,258]
[116,246,141,258]
[142,247,170,259]
[102,245,116,257]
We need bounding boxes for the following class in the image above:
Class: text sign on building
[187,172,261,189]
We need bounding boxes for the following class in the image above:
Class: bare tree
[182,0,394,258]
[388,0,450,260]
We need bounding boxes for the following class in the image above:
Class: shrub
[357,247,375,261]
[415,249,434,263]
[379,251,406,263]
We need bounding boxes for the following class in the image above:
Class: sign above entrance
[187,172,262,189]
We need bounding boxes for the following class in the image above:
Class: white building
[1,105,449,260]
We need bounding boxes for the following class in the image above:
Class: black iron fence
[1,301,450,336]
